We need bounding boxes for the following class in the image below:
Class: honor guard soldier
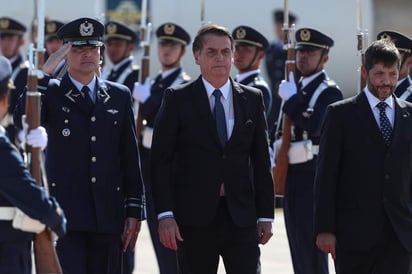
[44,19,65,77]
[0,56,66,274]
[14,17,146,274]
[277,28,343,274]
[233,25,272,115]
[0,16,28,145]
[377,31,412,102]
[104,20,139,93]
[132,22,191,274]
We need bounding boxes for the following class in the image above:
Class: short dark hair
[192,24,234,54]
[364,39,401,71]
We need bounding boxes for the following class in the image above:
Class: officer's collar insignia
[62,106,70,113]
[107,109,119,114]
[236,27,246,39]
[300,29,311,41]
[79,20,94,37]
[164,24,175,35]
[106,23,117,34]
[0,19,9,30]
[46,22,57,34]
[65,89,76,102]
[97,88,111,103]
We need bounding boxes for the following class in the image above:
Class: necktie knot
[377,101,388,112]
[213,89,223,99]
[81,86,94,110]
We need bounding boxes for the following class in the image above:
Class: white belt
[312,145,319,155]
[0,207,17,220]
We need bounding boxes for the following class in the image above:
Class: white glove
[132,77,151,103]
[278,71,297,101]
[26,127,48,151]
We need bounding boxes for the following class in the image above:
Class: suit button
[64,119,69,124]
[91,116,96,122]
[91,156,96,162]
[91,177,96,183]
[91,136,96,142]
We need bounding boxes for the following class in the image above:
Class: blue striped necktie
[212,89,227,145]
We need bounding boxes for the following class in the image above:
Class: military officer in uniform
[15,17,145,274]
[0,55,66,274]
[104,20,139,93]
[132,22,191,274]
[44,19,65,78]
[0,16,28,145]
[377,31,412,102]
[232,25,272,115]
[277,28,343,274]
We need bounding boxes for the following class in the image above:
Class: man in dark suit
[0,17,28,145]
[0,56,66,274]
[315,39,412,273]
[15,17,145,274]
[104,20,139,93]
[132,22,191,274]
[150,23,274,274]
[277,28,343,274]
[232,25,272,116]
[377,31,412,102]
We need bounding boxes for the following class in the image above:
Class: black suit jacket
[150,76,274,227]
[314,91,412,252]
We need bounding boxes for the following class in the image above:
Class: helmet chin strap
[244,47,260,72]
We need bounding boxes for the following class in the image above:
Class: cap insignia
[164,24,175,35]
[79,20,94,37]
[46,22,56,34]
[106,23,117,34]
[235,27,246,39]
[300,29,311,41]
[380,33,392,41]
[0,19,10,30]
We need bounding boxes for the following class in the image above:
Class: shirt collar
[160,67,180,79]
[69,74,97,93]
[0,125,5,135]
[300,70,327,88]
[364,87,394,110]
[235,69,260,83]
[112,56,133,71]
[202,77,231,99]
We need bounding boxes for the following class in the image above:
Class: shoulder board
[19,60,29,69]
[323,79,337,87]
[131,64,140,70]
[181,72,191,82]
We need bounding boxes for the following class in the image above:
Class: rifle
[356,0,368,92]
[26,0,63,272]
[135,0,151,139]
[273,2,296,197]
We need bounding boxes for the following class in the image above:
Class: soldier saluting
[15,17,146,274]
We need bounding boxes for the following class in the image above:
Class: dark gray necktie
[81,86,94,110]
[212,89,227,145]
[377,102,392,146]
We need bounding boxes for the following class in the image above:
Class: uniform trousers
[56,230,122,274]
[0,240,31,274]
[140,145,179,274]
[335,214,412,274]
[177,198,260,274]
[284,159,329,274]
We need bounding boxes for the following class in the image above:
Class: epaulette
[19,60,29,69]
[181,72,191,82]
[131,64,140,71]
[324,79,337,87]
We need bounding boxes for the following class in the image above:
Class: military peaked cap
[156,23,191,46]
[232,25,269,50]
[377,31,412,54]
[295,28,334,51]
[57,17,104,47]
[104,20,138,42]
[273,9,297,24]
[0,17,26,36]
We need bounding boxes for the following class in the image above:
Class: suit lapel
[61,74,91,114]
[227,79,247,146]
[388,97,411,149]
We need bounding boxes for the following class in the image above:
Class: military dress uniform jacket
[150,76,274,227]
[314,92,412,252]
[0,127,65,242]
[106,58,139,93]
[15,73,145,234]
[140,67,190,128]
[282,72,343,150]
[394,76,412,102]
[237,72,272,116]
